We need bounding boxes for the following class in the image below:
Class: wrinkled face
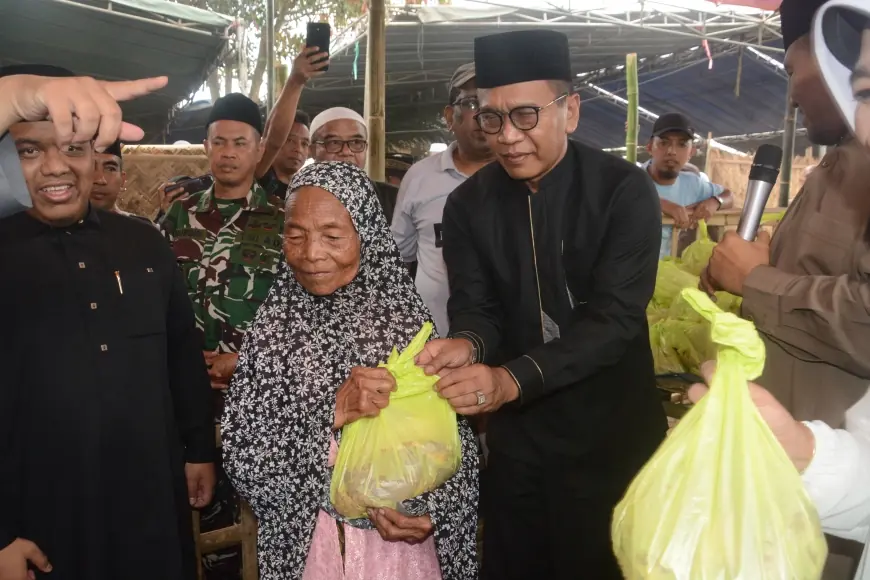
[284,185,361,296]
[312,119,368,169]
[786,37,848,146]
[90,152,125,211]
[12,120,93,226]
[205,120,264,187]
[445,80,491,159]
[648,132,693,180]
[477,80,580,183]
[275,122,310,176]
[855,29,870,149]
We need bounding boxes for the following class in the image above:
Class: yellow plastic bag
[650,261,699,310]
[614,289,828,579]
[330,322,461,519]
[679,220,715,276]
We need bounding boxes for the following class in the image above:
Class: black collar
[0,203,101,242]
[534,140,575,192]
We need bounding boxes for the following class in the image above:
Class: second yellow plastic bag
[613,288,828,580]
[330,322,461,520]
[679,220,715,276]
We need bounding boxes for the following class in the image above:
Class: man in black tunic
[0,65,215,580]
[418,30,668,579]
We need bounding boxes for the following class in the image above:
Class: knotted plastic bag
[679,220,716,276]
[614,288,828,580]
[330,322,461,519]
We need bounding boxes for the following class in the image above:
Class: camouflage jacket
[161,182,284,353]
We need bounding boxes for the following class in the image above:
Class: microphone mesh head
[749,144,783,181]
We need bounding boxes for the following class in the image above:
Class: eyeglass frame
[452,96,480,112]
[313,138,369,154]
[474,93,570,135]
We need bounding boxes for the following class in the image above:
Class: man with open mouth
[0,63,215,580]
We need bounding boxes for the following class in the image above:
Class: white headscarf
[813,0,870,132]
[309,107,367,138]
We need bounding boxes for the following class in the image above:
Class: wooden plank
[240,502,259,580]
[200,523,247,553]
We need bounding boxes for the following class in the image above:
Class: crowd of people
[0,0,867,578]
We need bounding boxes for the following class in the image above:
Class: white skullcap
[813,0,869,135]
[309,107,368,138]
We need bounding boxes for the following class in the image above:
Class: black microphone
[736,144,784,241]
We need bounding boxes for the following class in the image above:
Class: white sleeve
[802,419,870,543]
[390,172,418,263]
[0,132,31,219]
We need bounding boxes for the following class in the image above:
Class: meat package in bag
[612,289,827,580]
[330,322,461,519]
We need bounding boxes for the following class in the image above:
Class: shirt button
[90,302,98,310]
[78,262,86,269]
[100,344,108,352]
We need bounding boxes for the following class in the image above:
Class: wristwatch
[713,194,724,208]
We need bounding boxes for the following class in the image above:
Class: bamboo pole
[624,53,639,164]
[703,131,713,176]
[364,0,387,182]
[265,0,276,113]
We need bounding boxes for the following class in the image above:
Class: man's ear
[444,105,455,131]
[121,171,127,189]
[646,141,653,154]
[565,93,581,134]
[202,139,210,155]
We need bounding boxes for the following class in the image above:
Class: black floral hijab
[222,162,479,580]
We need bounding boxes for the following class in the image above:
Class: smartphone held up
[306,22,331,73]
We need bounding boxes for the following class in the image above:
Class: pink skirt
[302,438,443,580]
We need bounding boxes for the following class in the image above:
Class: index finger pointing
[100,76,168,102]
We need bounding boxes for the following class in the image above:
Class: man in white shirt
[391,63,494,336]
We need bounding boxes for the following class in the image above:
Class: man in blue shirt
[646,113,733,257]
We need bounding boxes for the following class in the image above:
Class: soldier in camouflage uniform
[162,93,283,378]
[162,94,284,574]
[162,179,283,354]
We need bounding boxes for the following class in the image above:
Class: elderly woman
[221,161,479,580]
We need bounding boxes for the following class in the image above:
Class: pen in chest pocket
[114,271,124,295]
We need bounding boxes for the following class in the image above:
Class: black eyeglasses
[315,138,368,154]
[474,93,569,135]
[452,97,480,112]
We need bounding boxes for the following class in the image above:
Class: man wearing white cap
[309,106,399,221]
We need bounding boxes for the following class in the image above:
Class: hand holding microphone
[702,145,782,297]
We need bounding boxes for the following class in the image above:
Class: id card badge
[433,223,444,248]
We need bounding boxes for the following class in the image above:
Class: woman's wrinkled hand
[333,367,396,430]
[688,361,816,472]
[368,508,433,545]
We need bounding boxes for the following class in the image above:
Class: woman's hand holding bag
[333,367,397,430]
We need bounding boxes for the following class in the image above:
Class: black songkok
[206,92,264,134]
[474,30,572,89]
[0,64,74,79]
[780,0,828,51]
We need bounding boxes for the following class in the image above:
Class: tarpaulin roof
[0,0,232,141]
[299,3,793,151]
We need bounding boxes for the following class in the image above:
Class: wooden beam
[364,0,387,182]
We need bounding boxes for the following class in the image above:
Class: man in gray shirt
[391,63,494,336]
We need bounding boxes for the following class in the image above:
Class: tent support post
[624,53,639,164]
[779,77,797,207]
[365,0,387,182]
[265,0,276,112]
